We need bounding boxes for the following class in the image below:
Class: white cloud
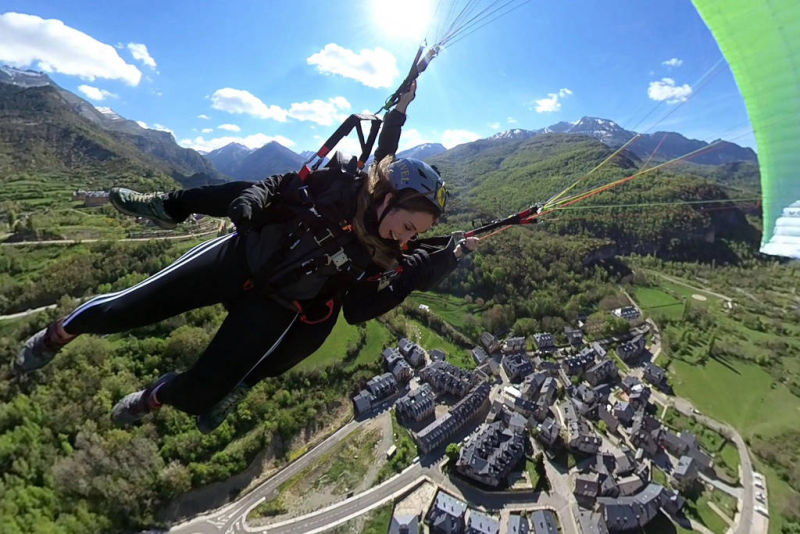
[398,128,434,151]
[648,77,692,103]
[507,117,518,124]
[197,114,210,120]
[153,123,173,134]
[211,88,353,126]
[307,43,398,88]
[442,129,481,149]
[662,57,683,68]
[136,120,148,128]
[127,42,156,68]
[0,12,141,85]
[488,122,501,130]
[201,128,213,134]
[78,84,116,101]
[218,123,241,132]
[288,97,351,126]
[180,133,296,152]
[533,87,573,113]
[211,88,288,121]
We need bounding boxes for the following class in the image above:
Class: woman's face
[377,193,435,247]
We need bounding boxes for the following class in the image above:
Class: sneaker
[196,383,251,434]
[111,372,177,426]
[109,187,177,229]
[16,321,74,373]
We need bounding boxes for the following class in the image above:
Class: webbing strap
[299,114,382,180]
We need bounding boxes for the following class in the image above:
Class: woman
[17,84,477,433]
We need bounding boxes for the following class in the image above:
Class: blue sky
[0,0,756,155]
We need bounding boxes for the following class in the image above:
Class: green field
[402,317,475,369]
[296,315,394,372]
[631,285,685,320]
[406,291,487,331]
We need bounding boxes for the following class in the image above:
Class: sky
[0,0,757,156]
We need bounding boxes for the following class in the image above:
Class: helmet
[386,158,447,214]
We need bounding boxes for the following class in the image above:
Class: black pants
[62,185,339,415]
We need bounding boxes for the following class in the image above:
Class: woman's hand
[454,236,479,259]
[394,80,417,114]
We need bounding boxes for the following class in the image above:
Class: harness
[242,165,369,324]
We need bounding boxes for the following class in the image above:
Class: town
[348,305,764,534]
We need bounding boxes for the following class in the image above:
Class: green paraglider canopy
[692,0,800,258]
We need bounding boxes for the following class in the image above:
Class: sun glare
[371,0,435,43]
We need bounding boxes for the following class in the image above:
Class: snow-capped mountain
[397,142,447,160]
[489,129,540,141]
[0,65,51,88]
[205,143,254,177]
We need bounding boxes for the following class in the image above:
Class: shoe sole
[110,188,177,230]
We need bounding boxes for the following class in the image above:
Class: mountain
[205,143,253,178]
[538,116,758,166]
[397,142,447,160]
[231,141,306,181]
[0,65,226,187]
[428,132,759,261]
[489,129,539,141]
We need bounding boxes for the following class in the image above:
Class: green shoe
[196,383,251,434]
[109,187,177,229]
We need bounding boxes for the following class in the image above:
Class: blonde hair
[353,155,441,269]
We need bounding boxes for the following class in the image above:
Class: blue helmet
[386,158,447,214]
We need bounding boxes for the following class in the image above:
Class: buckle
[301,258,318,275]
[327,248,350,269]
[314,228,335,245]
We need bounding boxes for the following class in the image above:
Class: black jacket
[228,110,460,323]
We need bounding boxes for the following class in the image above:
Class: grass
[708,488,737,520]
[667,356,800,440]
[651,466,669,487]
[375,413,417,483]
[401,317,475,370]
[406,291,487,331]
[642,512,695,534]
[329,501,394,534]
[296,316,393,372]
[632,285,685,320]
[525,459,541,489]
[250,427,382,520]
[688,489,729,534]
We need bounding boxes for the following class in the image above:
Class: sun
[371,0,435,43]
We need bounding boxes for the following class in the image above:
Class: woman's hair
[353,155,442,269]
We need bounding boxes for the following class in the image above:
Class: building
[613,401,635,426]
[563,348,596,376]
[430,348,447,362]
[416,383,492,454]
[502,353,534,382]
[383,347,404,370]
[456,421,525,487]
[597,483,680,531]
[563,401,601,454]
[352,389,375,416]
[398,337,416,357]
[643,362,667,387]
[471,346,489,365]
[420,360,475,398]
[672,455,699,489]
[502,336,527,354]
[367,372,399,400]
[584,359,619,386]
[480,332,501,354]
[533,332,555,353]
[408,346,426,367]
[616,335,646,362]
[389,514,420,534]
[530,510,558,534]
[574,473,600,506]
[535,417,561,448]
[396,383,436,425]
[620,375,642,394]
[565,326,584,346]
[427,491,468,534]
[465,510,500,534]
[507,513,529,534]
[392,359,414,383]
[612,306,641,321]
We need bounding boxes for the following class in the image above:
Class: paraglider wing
[692,0,800,258]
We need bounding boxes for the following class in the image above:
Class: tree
[446,443,461,465]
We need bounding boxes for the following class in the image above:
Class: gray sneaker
[109,187,177,229]
[111,372,177,426]
[196,383,251,434]
[16,321,72,373]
